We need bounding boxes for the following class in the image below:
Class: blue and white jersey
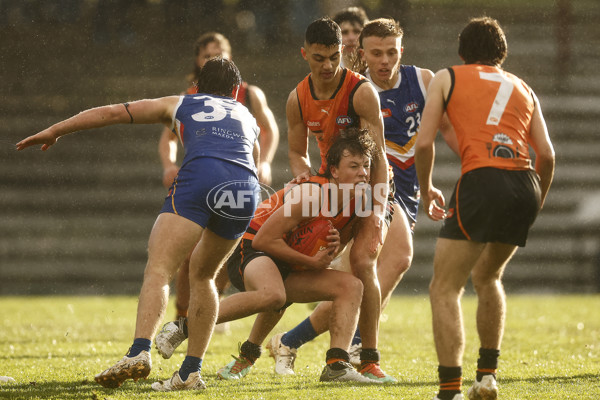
[366,65,427,223]
[172,93,259,175]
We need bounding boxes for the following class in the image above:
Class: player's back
[173,93,259,172]
[447,64,535,174]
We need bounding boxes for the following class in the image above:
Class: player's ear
[330,166,339,179]
[359,48,365,60]
[301,47,307,60]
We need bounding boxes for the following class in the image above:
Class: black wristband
[123,102,134,124]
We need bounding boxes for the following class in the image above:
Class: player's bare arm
[248,85,279,185]
[421,67,459,156]
[414,69,450,221]
[253,139,261,170]
[286,89,312,181]
[17,97,180,151]
[352,82,388,249]
[353,83,388,205]
[158,128,180,188]
[253,184,338,270]
[528,94,555,207]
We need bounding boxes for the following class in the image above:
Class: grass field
[0,295,599,399]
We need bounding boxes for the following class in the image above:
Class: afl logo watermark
[404,102,419,113]
[336,115,353,127]
[207,180,278,221]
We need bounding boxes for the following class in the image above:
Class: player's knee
[349,256,377,280]
[471,272,503,294]
[429,276,463,299]
[335,275,363,300]
[259,290,287,311]
[382,254,412,278]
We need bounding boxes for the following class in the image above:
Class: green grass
[0,295,599,399]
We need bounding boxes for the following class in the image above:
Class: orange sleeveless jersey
[243,176,356,241]
[446,65,535,175]
[296,69,367,173]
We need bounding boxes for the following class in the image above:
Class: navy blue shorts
[390,163,419,225]
[439,167,541,247]
[160,157,260,240]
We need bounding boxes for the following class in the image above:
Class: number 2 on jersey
[405,112,421,137]
[479,72,514,126]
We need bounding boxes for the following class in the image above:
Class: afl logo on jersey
[336,115,353,127]
[404,102,419,113]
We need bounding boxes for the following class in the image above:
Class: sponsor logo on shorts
[207,181,278,221]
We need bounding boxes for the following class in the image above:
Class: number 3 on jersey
[190,95,244,123]
[405,112,421,137]
[479,72,514,126]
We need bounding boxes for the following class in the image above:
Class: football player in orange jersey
[157,32,279,327]
[214,128,378,383]
[265,17,459,383]
[286,17,394,382]
[415,17,555,400]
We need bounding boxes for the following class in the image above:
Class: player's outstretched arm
[286,89,312,182]
[17,97,179,152]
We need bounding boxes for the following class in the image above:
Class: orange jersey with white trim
[296,69,367,173]
[446,65,535,174]
[242,176,356,241]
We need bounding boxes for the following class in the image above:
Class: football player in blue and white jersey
[17,57,261,392]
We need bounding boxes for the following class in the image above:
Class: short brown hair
[333,6,368,28]
[458,17,507,66]
[354,18,404,73]
[359,18,403,48]
[194,32,232,58]
[323,127,376,178]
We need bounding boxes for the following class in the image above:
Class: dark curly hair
[305,17,342,47]
[458,17,507,66]
[195,57,242,97]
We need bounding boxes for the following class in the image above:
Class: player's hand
[289,171,312,184]
[326,228,341,256]
[422,186,446,221]
[16,128,59,151]
[310,248,336,270]
[162,165,179,189]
